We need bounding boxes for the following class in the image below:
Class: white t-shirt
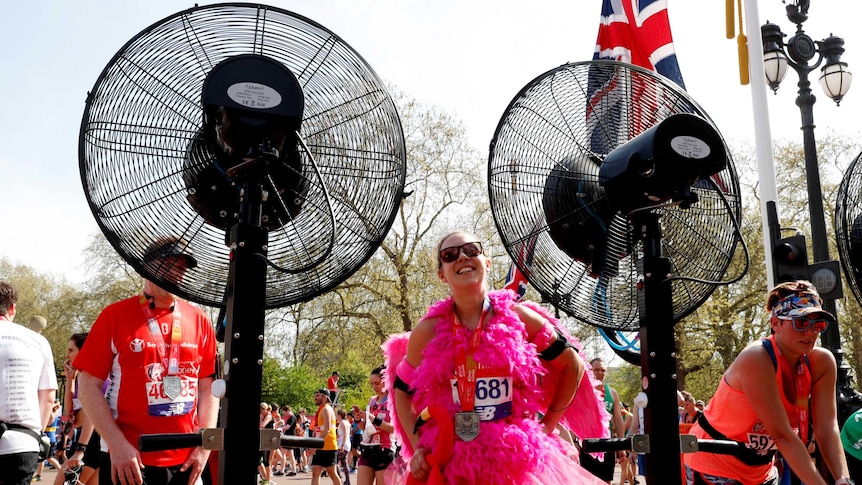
[0,319,57,454]
[337,419,352,452]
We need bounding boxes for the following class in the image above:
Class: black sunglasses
[439,242,483,264]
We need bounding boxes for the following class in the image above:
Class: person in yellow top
[312,389,339,485]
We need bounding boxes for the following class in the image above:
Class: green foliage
[260,360,323,412]
[606,364,642,407]
[0,257,85,370]
[259,357,381,413]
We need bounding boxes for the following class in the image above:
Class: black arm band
[539,330,572,361]
[372,417,383,427]
[394,375,415,395]
[72,442,88,453]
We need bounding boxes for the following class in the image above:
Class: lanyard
[139,295,183,376]
[768,336,811,443]
[371,393,388,413]
[452,297,491,413]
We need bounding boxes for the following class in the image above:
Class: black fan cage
[488,61,741,331]
[835,151,862,306]
[79,3,406,309]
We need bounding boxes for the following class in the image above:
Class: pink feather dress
[383,290,608,485]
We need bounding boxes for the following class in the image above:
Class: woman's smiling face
[437,232,489,288]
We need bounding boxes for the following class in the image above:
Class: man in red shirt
[327,371,339,404]
[75,238,218,485]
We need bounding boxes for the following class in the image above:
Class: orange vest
[685,358,798,482]
[315,404,338,451]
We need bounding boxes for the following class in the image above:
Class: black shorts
[99,452,213,485]
[83,431,101,469]
[357,445,394,472]
[350,435,361,450]
[0,451,39,485]
[311,449,337,468]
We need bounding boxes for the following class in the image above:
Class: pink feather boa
[383,290,608,484]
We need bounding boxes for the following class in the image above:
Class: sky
[1,0,860,285]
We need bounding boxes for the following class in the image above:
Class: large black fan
[78,4,406,483]
[488,61,741,332]
[79,3,406,309]
[835,152,862,304]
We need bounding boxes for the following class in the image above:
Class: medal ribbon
[452,297,491,413]
[768,335,811,443]
[140,295,183,376]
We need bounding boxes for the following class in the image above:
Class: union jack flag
[592,1,730,193]
[506,0,688,298]
[593,0,685,88]
[588,0,685,155]
[503,216,544,300]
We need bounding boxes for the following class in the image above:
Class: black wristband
[72,442,88,453]
[539,330,572,361]
[394,375,415,395]
[372,417,383,427]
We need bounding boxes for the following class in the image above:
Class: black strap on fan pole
[634,212,683,485]
[219,174,269,484]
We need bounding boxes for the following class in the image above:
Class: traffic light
[773,235,809,283]
[808,260,844,301]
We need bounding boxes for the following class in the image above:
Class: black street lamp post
[760,0,856,418]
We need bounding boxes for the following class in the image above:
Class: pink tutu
[383,290,608,485]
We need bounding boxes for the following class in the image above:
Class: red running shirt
[74,296,217,467]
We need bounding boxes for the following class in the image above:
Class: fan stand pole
[634,212,683,485]
[218,179,269,485]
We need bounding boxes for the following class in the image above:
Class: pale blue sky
[1,0,859,282]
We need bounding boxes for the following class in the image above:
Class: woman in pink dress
[386,231,609,484]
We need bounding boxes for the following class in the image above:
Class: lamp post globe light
[760,0,859,419]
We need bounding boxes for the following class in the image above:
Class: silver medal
[163,376,182,400]
[454,412,480,441]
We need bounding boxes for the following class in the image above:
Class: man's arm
[627,408,640,436]
[38,389,56,430]
[180,376,219,485]
[610,388,625,438]
[78,370,144,485]
[67,409,96,469]
[197,376,218,428]
[810,349,850,481]
[324,406,336,435]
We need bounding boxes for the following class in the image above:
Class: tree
[80,232,142,307]
[673,131,862,401]
[264,89,491,381]
[0,257,88,368]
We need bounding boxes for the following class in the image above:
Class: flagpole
[742,0,780,287]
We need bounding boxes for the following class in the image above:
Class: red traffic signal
[773,235,809,283]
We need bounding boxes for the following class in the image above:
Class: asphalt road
[37,463,641,484]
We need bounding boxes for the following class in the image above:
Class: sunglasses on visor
[439,242,483,264]
[777,315,830,333]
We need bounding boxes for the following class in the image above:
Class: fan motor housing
[203,54,304,136]
[543,155,617,277]
[185,54,309,231]
[599,113,726,213]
